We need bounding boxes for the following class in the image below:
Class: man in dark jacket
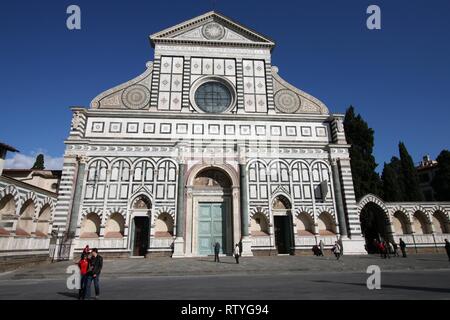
[445,239,450,261]
[85,248,103,299]
[214,242,221,263]
[399,238,407,258]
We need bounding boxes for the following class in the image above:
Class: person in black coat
[399,238,407,258]
[445,239,450,261]
[84,248,103,299]
[214,242,221,263]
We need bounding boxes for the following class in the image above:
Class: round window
[194,81,232,113]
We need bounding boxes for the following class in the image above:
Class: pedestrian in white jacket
[234,244,240,264]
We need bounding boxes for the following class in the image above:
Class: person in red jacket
[77,253,89,300]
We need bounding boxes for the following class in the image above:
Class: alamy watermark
[67,265,81,289]
[66,5,381,31]
[367,5,381,30]
[366,265,381,290]
[66,5,81,30]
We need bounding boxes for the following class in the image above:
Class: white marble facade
[55,11,368,258]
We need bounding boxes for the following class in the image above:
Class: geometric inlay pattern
[274,89,301,113]
[122,84,151,109]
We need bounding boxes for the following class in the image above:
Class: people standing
[312,245,320,256]
[444,239,450,261]
[84,248,103,300]
[332,241,341,260]
[214,242,221,263]
[234,243,240,264]
[319,240,324,256]
[399,238,407,258]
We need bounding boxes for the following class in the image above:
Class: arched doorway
[360,203,390,253]
[272,195,294,255]
[192,168,233,256]
[130,195,151,256]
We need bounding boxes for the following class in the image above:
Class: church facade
[52,11,448,259]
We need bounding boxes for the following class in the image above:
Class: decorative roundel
[202,22,225,40]
[122,85,150,109]
[274,90,301,113]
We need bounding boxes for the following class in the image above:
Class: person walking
[234,243,240,264]
[392,241,399,257]
[213,242,221,263]
[384,241,391,259]
[444,239,450,261]
[84,248,103,300]
[170,241,174,258]
[332,241,341,260]
[319,240,324,256]
[77,253,89,300]
[399,238,407,258]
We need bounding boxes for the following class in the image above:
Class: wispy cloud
[5,153,64,170]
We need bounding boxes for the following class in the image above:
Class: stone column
[68,156,87,235]
[239,164,249,237]
[331,158,348,237]
[238,146,253,256]
[172,154,186,258]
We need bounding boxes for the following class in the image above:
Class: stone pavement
[1,253,449,281]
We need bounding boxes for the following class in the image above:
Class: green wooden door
[198,202,226,255]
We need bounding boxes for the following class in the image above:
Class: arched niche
[250,213,269,236]
[296,212,314,236]
[105,213,125,238]
[317,212,336,235]
[80,213,101,238]
[154,212,174,238]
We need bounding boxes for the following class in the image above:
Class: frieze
[155,44,271,58]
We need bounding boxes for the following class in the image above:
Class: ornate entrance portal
[272,195,294,255]
[129,195,151,257]
[198,202,228,255]
[184,167,238,256]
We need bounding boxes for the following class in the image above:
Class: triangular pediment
[150,11,275,49]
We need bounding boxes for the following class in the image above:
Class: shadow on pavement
[198,259,237,265]
[57,291,79,299]
[311,280,450,294]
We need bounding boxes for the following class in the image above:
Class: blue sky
[1,0,449,170]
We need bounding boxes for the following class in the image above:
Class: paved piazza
[0,254,449,300]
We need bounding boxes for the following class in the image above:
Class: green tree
[31,154,45,170]
[398,142,423,201]
[431,150,450,201]
[344,106,382,199]
[381,157,404,201]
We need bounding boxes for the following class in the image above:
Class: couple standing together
[77,245,103,300]
[213,242,241,264]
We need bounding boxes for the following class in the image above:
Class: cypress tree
[398,142,423,201]
[381,157,404,201]
[31,154,45,170]
[431,150,450,201]
[344,106,382,199]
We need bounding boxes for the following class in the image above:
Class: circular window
[194,81,233,113]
